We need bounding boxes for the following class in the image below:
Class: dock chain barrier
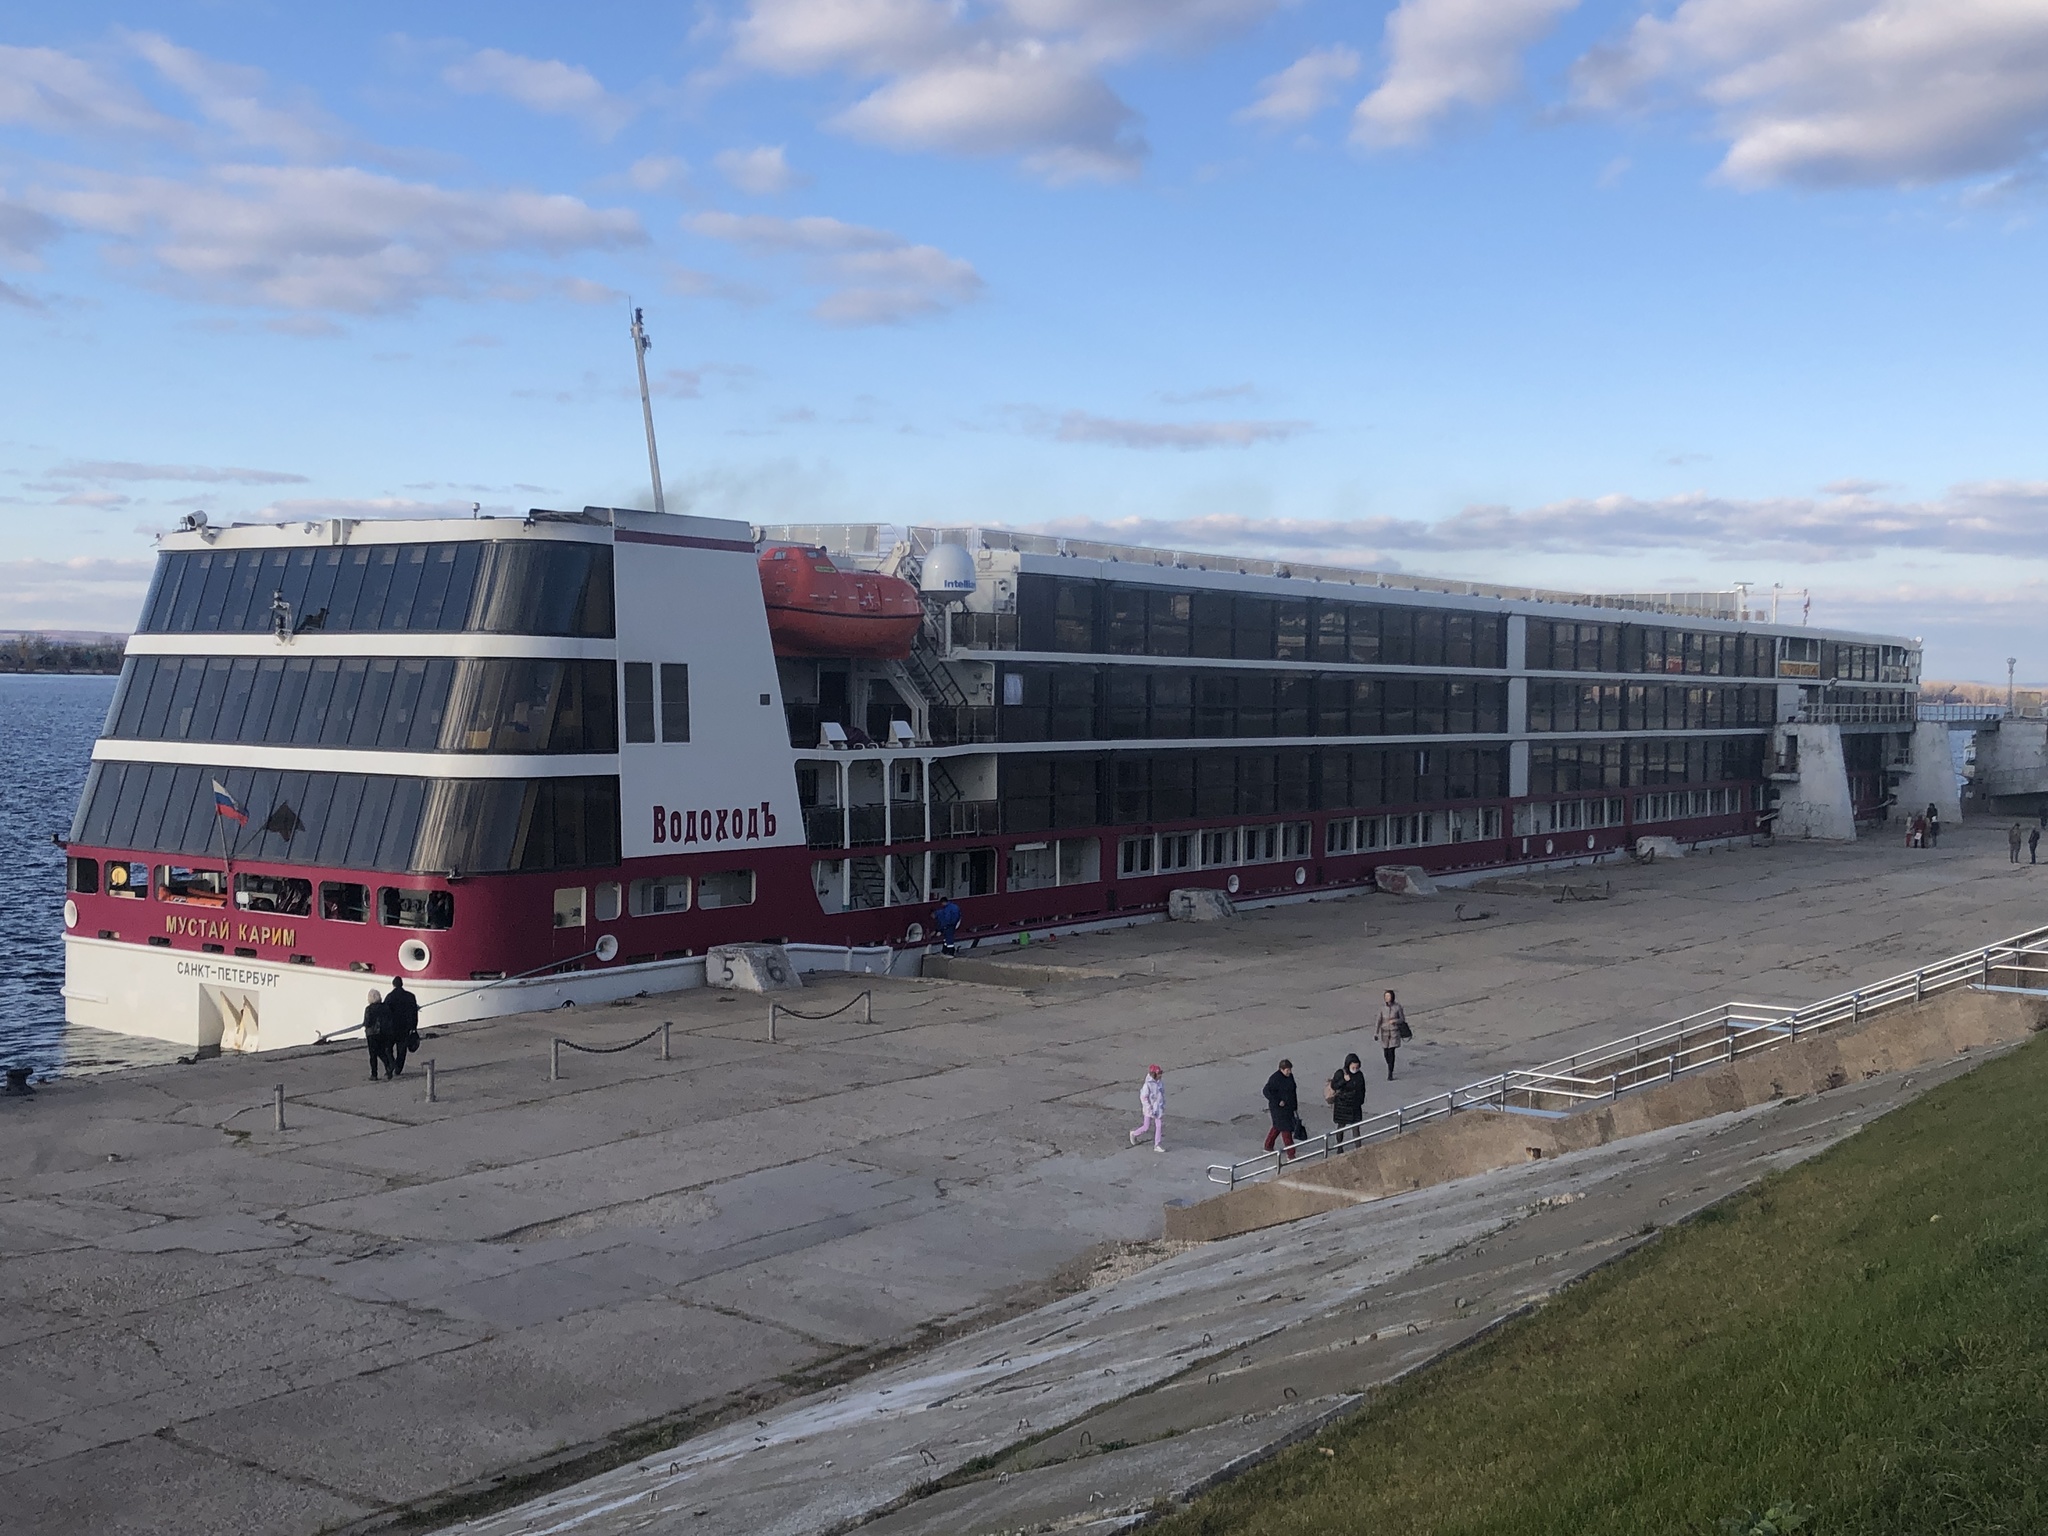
[549,1022,673,1080]
[769,990,873,1044]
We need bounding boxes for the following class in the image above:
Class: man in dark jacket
[1262,1059,1298,1159]
[1328,1053,1367,1150]
[385,976,420,1076]
[362,989,397,1081]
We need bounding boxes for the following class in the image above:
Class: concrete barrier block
[704,944,804,992]
[1168,887,1239,922]
[1634,836,1686,861]
[1374,865,1438,897]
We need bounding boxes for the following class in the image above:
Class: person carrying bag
[1375,990,1411,1081]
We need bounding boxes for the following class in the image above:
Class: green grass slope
[1153,1037,2048,1536]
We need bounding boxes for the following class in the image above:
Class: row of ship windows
[550,871,756,927]
[995,669,1506,741]
[1527,682,1778,733]
[69,858,455,928]
[994,740,1755,832]
[1019,576,1507,665]
[108,655,621,754]
[1012,575,1905,681]
[1531,738,1765,795]
[138,542,616,638]
[72,763,621,875]
[992,669,1785,742]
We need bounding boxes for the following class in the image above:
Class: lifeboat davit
[758,544,923,659]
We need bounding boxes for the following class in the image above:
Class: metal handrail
[1209,924,2048,1188]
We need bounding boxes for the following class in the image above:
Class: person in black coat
[1328,1052,1367,1149]
[1262,1059,1298,1158]
[385,976,420,1076]
[362,989,397,1081]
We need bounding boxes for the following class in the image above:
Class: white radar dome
[920,543,977,597]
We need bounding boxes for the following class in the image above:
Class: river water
[0,674,181,1079]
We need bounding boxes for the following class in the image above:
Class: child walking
[1130,1064,1165,1151]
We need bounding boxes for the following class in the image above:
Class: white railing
[1208,925,2048,1190]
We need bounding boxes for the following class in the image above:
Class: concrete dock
[2,824,2040,1534]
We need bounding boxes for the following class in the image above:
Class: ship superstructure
[61,512,1924,1051]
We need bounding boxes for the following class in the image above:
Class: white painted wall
[1972,718,2048,805]
[611,510,804,860]
[1771,724,1856,841]
[1892,722,1962,826]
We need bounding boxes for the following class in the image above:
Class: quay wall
[1166,986,2047,1243]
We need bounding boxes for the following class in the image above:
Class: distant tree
[0,634,126,674]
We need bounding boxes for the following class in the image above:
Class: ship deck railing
[1208,924,2048,1191]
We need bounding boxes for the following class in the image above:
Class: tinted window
[70,761,619,875]
[138,540,613,637]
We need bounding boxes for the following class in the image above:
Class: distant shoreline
[0,664,122,676]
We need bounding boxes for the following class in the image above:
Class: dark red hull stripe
[616,529,757,553]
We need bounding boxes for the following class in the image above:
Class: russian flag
[211,780,249,824]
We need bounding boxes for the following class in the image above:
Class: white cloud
[32,163,644,314]
[244,496,499,522]
[729,0,1289,181]
[0,43,180,140]
[442,48,635,138]
[716,145,803,194]
[685,209,983,324]
[622,154,690,192]
[0,197,60,260]
[1355,0,1580,147]
[1573,0,2048,188]
[1034,480,2048,563]
[1239,44,1361,125]
[126,30,346,159]
[1030,410,1313,449]
[0,556,154,632]
[51,460,310,485]
[832,44,1143,180]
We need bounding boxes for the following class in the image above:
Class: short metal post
[1983,951,1991,985]
[1395,1106,1404,1133]
[661,1021,671,1061]
[1914,970,1924,1003]
[769,1004,779,1044]
[425,1059,437,1103]
[550,1039,561,1081]
[274,1084,286,1132]
[1851,990,1860,1025]
[862,991,873,1025]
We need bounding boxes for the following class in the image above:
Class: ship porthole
[1293,867,1307,886]
[63,899,77,930]
[1543,839,1554,855]
[906,922,925,944]
[398,939,431,972]
[1226,874,1241,895]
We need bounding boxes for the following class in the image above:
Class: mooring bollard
[550,1038,561,1081]
[274,1083,286,1132]
[661,1021,671,1061]
[768,1004,779,1044]
[425,1058,437,1103]
[862,991,873,1024]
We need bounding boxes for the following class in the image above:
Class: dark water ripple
[0,675,180,1079]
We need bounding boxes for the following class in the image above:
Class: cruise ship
[60,510,1929,1051]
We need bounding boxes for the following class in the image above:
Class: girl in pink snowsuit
[1130,1065,1165,1151]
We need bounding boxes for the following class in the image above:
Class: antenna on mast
[629,305,666,515]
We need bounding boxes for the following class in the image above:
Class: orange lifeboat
[758,544,923,659]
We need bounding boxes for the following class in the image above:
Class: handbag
[1292,1113,1309,1141]
[1397,1018,1413,1040]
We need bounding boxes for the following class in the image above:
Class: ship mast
[630,306,667,515]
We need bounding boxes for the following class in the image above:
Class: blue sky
[4,0,2048,681]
